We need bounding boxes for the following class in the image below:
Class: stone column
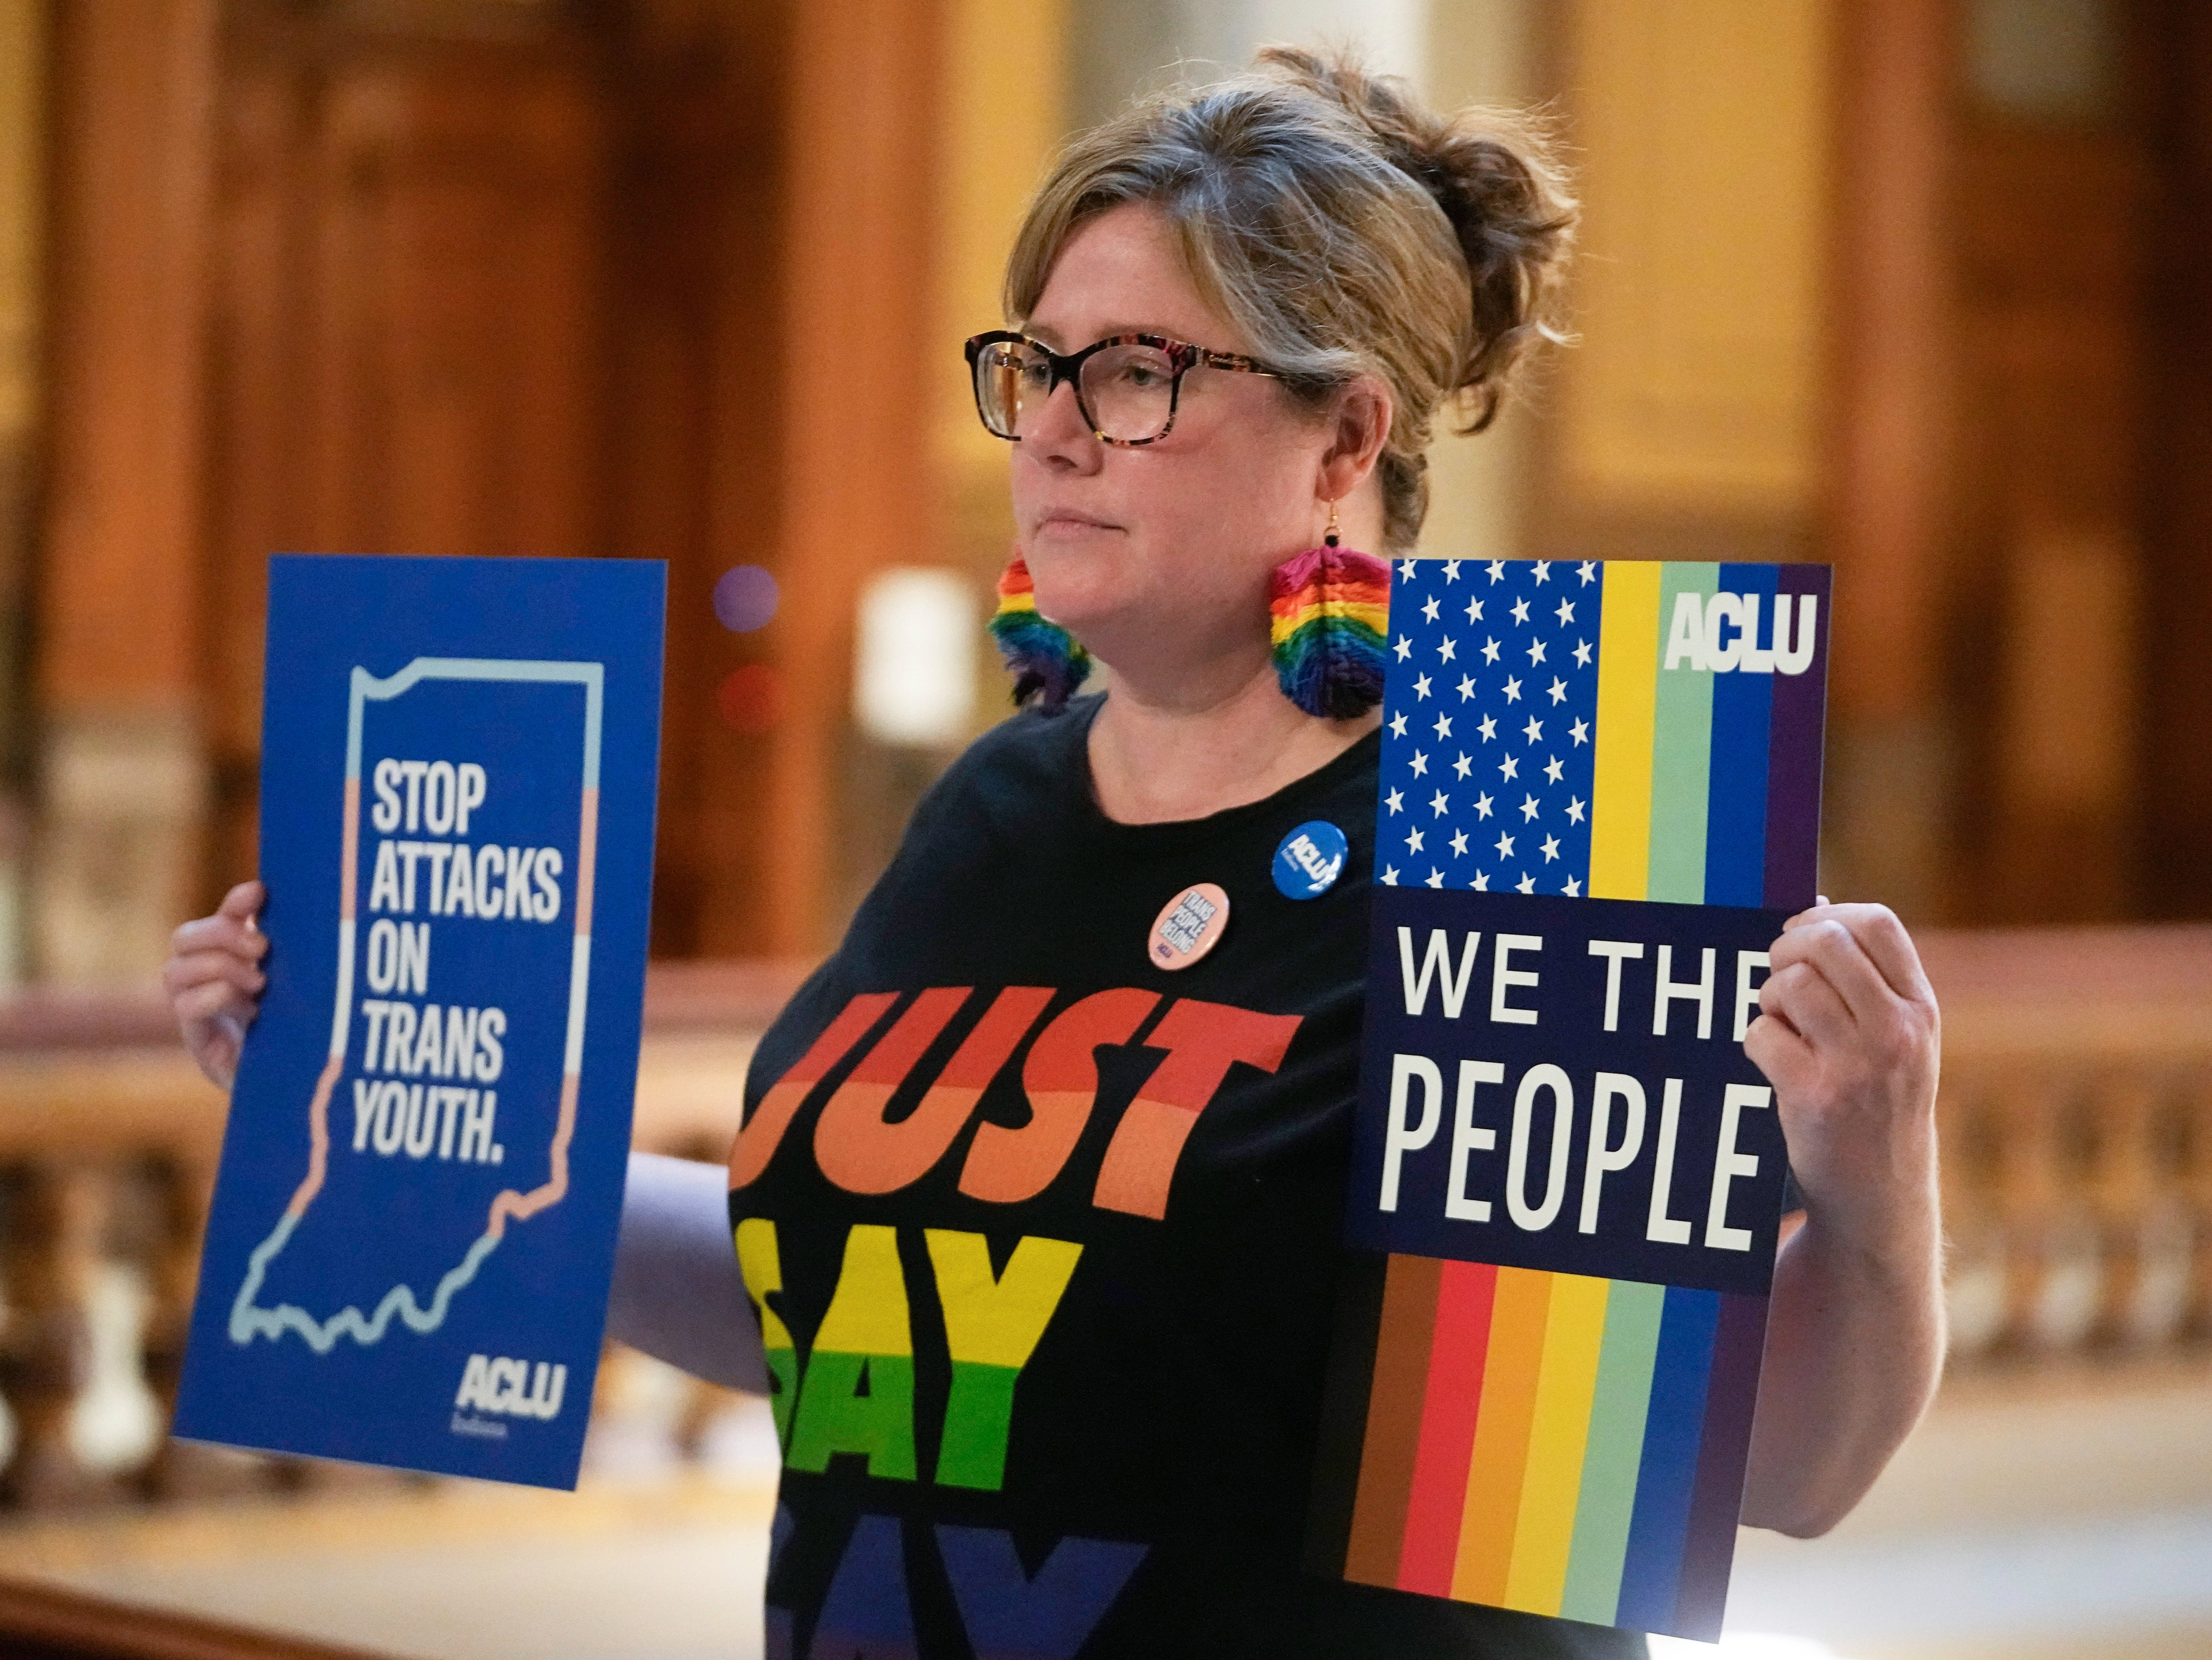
[0,0,45,990]
[33,0,219,986]
[1418,0,1544,570]
[1822,0,1959,923]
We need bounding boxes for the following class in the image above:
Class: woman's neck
[1086,661,1379,825]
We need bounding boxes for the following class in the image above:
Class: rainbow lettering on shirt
[784,1224,917,1481]
[926,1230,1083,1491]
[733,1218,799,1447]
[737,1222,1084,1494]
[729,985,1303,1221]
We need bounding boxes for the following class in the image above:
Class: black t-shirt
[727,695,1646,1659]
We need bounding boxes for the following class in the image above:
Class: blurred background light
[712,564,780,633]
[1650,1637,1852,1660]
[852,565,978,748]
[714,664,783,735]
[1966,0,2118,122]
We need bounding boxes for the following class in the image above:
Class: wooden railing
[0,934,2197,1522]
[0,962,808,1509]
[0,1575,400,1659]
[1918,928,2212,1362]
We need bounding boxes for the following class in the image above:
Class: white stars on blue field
[1377,559,1599,894]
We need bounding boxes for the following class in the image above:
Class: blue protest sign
[174,554,666,1489]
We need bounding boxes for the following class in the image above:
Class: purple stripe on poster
[1761,564,1831,910]
[1672,1291,1773,1641]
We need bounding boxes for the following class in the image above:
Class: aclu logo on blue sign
[1663,591,1818,676]
[1273,819,1349,900]
[451,1354,568,1438]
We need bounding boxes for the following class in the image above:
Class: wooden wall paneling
[1952,119,2150,923]
[1417,0,1546,570]
[304,56,606,564]
[1552,0,1830,550]
[935,0,1064,580]
[38,0,219,711]
[2137,0,2212,920]
[35,0,222,983]
[0,0,39,457]
[767,0,944,956]
[1819,0,1958,924]
[55,0,949,963]
[203,59,314,895]
[202,10,613,909]
[606,5,793,960]
[0,0,46,987]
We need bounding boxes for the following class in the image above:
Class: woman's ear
[1315,376,1393,504]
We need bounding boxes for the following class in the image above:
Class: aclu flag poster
[1307,558,1829,1642]
[175,554,665,1489]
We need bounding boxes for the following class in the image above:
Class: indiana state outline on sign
[228,657,604,1354]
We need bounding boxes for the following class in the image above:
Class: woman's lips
[1034,512,1121,536]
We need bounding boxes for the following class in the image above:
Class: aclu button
[1273,820,1348,899]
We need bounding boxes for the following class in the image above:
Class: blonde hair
[1005,47,1577,553]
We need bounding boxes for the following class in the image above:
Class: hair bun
[1256,45,1576,431]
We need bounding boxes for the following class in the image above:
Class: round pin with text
[1272,820,1348,899]
[1147,882,1230,971]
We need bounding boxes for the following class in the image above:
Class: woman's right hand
[164,881,269,1090]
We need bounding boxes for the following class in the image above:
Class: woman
[166,49,1942,1659]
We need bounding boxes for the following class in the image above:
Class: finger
[1767,916,1896,1029]
[162,948,266,999]
[217,881,265,922]
[1781,899,1847,932]
[1809,907,1933,1017]
[176,979,257,1032]
[171,912,269,961]
[1760,958,1854,1051]
[164,943,267,986]
[1824,903,1935,1007]
[1743,1010,1815,1092]
[186,1015,244,1091]
[1779,902,1931,1007]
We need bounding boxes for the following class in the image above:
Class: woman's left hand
[1738,899,1945,1536]
[1746,900,1941,1233]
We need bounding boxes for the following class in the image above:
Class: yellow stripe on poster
[1450,1266,1553,1607]
[1503,1272,1613,1615]
[1589,562,1663,899]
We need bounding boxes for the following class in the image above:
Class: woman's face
[1010,202,1363,698]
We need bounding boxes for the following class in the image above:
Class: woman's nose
[1024,377,1099,461]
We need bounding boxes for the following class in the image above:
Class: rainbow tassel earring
[1268,502,1390,719]
[989,553,1091,711]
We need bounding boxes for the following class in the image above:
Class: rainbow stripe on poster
[1587,561,1827,908]
[1308,1257,1769,1641]
[1373,558,1830,911]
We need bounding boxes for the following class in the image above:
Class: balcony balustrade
[0,937,2194,1523]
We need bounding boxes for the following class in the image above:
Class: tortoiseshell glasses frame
[964,329,1284,447]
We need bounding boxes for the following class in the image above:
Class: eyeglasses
[964,330,1282,447]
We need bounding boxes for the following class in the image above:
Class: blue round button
[1273,820,1349,899]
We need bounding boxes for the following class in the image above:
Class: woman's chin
[1023,561,1138,639]
[1034,598,1120,650]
